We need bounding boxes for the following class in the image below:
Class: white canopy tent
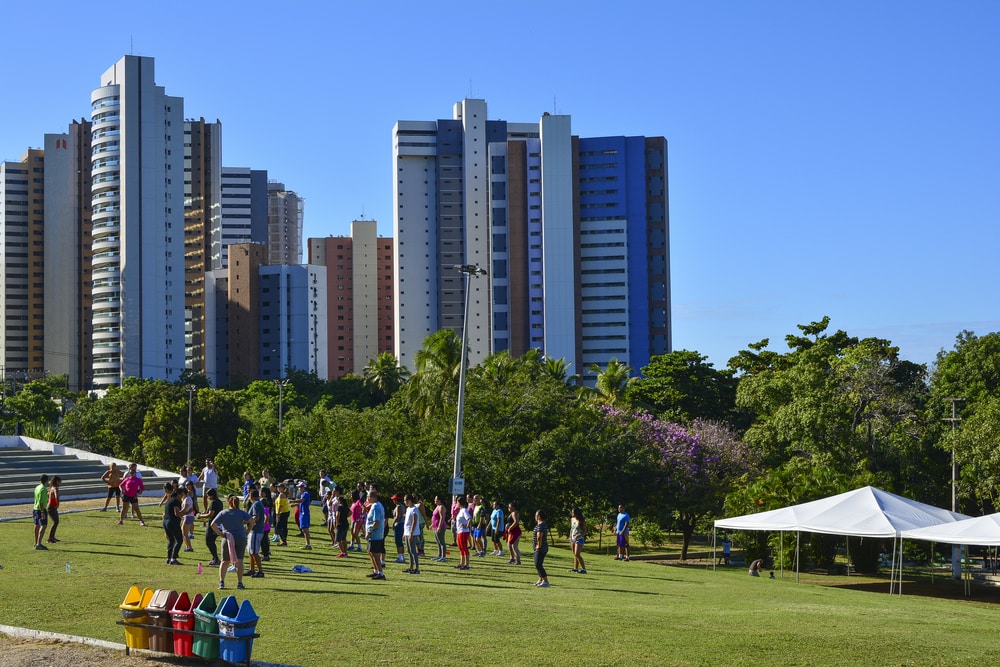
[901,513,1000,546]
[714,486,968,588]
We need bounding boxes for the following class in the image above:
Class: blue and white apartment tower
[90,56,186,387]
[393,99,670,382]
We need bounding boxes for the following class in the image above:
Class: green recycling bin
[119,586,154,650]
[192,592,221,660]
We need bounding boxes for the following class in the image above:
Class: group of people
[31,460,636,591]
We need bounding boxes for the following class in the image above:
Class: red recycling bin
[170,591,203,657]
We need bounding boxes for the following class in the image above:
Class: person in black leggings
[162,484,185,565]
[199,488,224,565]
[532,509,550,588]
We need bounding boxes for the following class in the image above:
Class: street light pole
[275,378,290,432]
[452,263,487,496]
[185,385,196,465]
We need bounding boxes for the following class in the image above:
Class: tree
[404,330,463,418]
[589,358,634,406]
[628,350,741,425]
[363,352,409,404]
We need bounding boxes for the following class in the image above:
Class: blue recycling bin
[215,595,259,664]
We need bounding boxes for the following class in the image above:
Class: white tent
[714,486,968,587]
[901,513,1000,546]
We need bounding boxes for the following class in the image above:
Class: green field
[1,507,998,666]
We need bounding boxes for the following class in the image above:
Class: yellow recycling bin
[119,585,154,649]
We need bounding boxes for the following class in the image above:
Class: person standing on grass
[162,484,185,565]
[472,494,487,557]
[454,495,472,570]
[532,509,551,587]
[431,495,448,562]
[181,481,197,551]
[260,486,273,561]
[212,494,255,590]
[489,500,505,557]
[198,459,218,513]
[403,494,421,574]
[101,462,122,512]
[569,507,587,574]
[33,474,50,550]
[274,484,290,546]
[364,490,386,580]
[45,476,62,544]
[246,488,267,579]
[349,489,364,552]
[332,486,349,558]
[506,502,522,565]
[615,504,631,562]
[118,466,145,526]
[293,480,313,549]
[391,494,406,564]
[198,488,224,565]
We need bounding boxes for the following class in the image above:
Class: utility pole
[944,397,965,580]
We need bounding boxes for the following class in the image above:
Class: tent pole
[846,536,851,576]
[712,527,716,573]
[795,531,800,583]
[930,541,935,586]
[889,537,896,595]
[898,537,904,596]
[780,531,784,579]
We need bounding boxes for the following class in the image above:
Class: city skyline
[3,2,998,372]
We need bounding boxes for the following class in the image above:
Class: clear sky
[4,1,998,371]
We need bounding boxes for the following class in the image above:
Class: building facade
[90,55,186,387]
[267,181,303,265]
[308,220,394,379]
[393,99,670,381]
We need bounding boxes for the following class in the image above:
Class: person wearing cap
[293,480,313,549]
[391,494,406,564]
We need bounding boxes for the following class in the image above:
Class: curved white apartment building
[90,56,186,387]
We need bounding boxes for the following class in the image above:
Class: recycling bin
[216,595,260,664]
[192,592,221,660]
[170,591,202,657]
[119,586,154,649]
[144,588,178,653]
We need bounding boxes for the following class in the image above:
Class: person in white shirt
[199,459,219,513]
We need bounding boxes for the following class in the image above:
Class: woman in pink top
[349,491,365,552]
[431,495,448,562]
[118,465,146,526]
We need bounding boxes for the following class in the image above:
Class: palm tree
[407,330,463,418]
[542,356,578,387]
[590,358,634,405]
[363,352,410,403]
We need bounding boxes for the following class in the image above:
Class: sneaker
[409,570,421,575]
[236,583,246,590]
[538,581,551,588]
[337,552,348,558]
[208,559,221,566]
[579,569,587,574]
[139,521,146,527]
[34,544,48,550]
[116,521,123,526]
[624,556,630,562]
[218,581,225,589]
[183,548,194,552]
[396,555,405,563]
[301,544,312,550]
[251,571,265,578]
[262,556,270,561]
[366,572,379,578]
[47,539,58,544]
[373,573,386,580]
[228,565,237,572]
[614,556,622,560]
[570,568,579,573]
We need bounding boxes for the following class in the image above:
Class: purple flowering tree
[603,407,753,559]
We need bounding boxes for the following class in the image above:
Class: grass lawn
[2,506,999,666]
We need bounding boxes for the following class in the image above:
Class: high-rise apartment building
[393,99,670,381]
[258,264,327,380]
[0,150,45,379]
[308,220,394,379]
[220,167,268,268]
[43,123,93,390]
[267,181,303,265]
[183,118,222,378]
[90,55,186,387]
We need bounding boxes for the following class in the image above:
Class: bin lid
[171,591,196,614]
[215,595,238,620]
[120,586,154,610]
[146,589,178,612]
[193,591,217,615]
[217,598,258,624]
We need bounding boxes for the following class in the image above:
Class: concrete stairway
[0,444,163,504]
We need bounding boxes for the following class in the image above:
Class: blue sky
[4,1,998,371]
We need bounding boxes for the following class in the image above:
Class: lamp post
[185,385,196,464]
[275,378,290,432]
[451,263,487,497]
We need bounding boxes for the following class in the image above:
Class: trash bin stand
[115,620,260,667]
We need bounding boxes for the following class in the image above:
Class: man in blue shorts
[615,504,631,562]
[33,474,50,550]
[365,490,386,580]
[295,480,313,549]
